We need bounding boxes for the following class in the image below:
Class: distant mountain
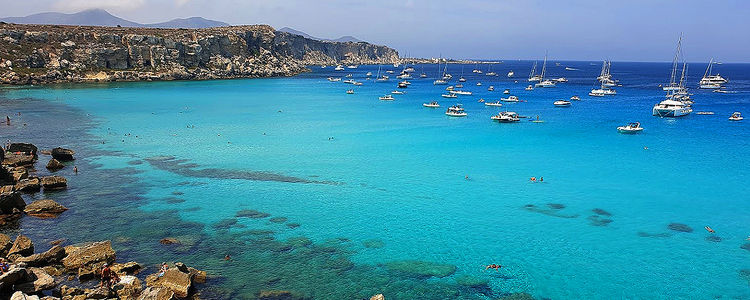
[278,27,364,43]
[0,9,228,28]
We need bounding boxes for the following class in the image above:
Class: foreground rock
[15,267,56,293]
[50,147,75,161]
[7,143,38,156]
[24,199,68,217]
[62,241,116,279]
[14,177,41,193]
[46,158,65,171]
[16,245,65,266]
[41,175,67,190]
[8,235,34,257]
[145,268,192,298]
[0,190,26,214]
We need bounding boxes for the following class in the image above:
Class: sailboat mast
[540,51,548,80]
[669,35,682,86]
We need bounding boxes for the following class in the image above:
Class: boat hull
[652,107,692,117]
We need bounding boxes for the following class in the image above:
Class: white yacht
[397,81,408,88]
[699,58,728,89]
[484,101,503,107]
[653,99,692,117]
[327,77,341,82]
[507,70,515,78]
[553,99,572,107]
[353,81,363,86]
[450,90,473,96]
[729,112,743,121]
[404,67,415,73]
[501,96,520,102]
[617,122,644,134]
[397,73,412,79]
[377,75,389,82]
[459,77,467,82]
[441,93,458,98]
[446,86,454,91]
[379,95,395,101]
[423,101,440,108]
[491,111,520,122]
[365,72,373,77]
[534,53,555,88]
[503,89,510,94]
[589,86,616,97]
[570,95,581,101]
[346,89,354,94]
[391,90,405,94]
[334,65,345,71]
[345,74,353,78]
[347,65,358,69]
[528,61,542,82]
[488,86,495,91]
[434,79,448,85]
[386,70,395,74]
[525,85,534,91]
[554,77,568,83]
[445,104,468,117]
[476,82,482,86]
[653,35,693,118]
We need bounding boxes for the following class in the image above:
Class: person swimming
[704,226,715,233]
[530,177,536,182]
[485,264,502,271]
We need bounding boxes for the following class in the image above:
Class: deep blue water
[1,60,749,299]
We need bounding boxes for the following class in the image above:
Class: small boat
[379,95,395,101]
[397,73,412,79]
[487,86,495,91]
[484,101,503,107]
[713,89,734,94]
[446,86,454,91]
[366,72,373,77]
[503,89,510,94]
[391,90,405,94]
[343,79,355,84]
[334,65,345,71]
[696,111,715,115]
[617,122,644,134]
[420,73,427,78]
[397,82,408,88]
[445,104,468,117]
[535,80,556,88]
[565,67,578,71]
[507,70,515,78]
[553,100,572,107]
[441,93,458,98]
[404,67,415,72]
[450,90,473,96]
[459,77,467,82]
[491,111,520,122]
[327,77,341,82]
[476,82,482,86]
[347,65,358,69]
[345,74,353,78]
[386,70,395,74]
[729,112,743,121]
[501,96,520,102]
[570,95,581,101]
[346,89,354,94]
[376,75,389,82]
[525,85,534,91]
[434,79,448,85]
[554,77,568,83]
[423,101,440,108]
[455,84,464,88]
[353,81,363,86]
[321,65,327,69]
[589,87,616,97]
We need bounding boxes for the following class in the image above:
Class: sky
[1,0,749,62]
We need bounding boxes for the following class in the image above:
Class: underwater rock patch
[587,215,613,227]
[269,217,287,223]
[591,208,611,216]
[362,239,385,249]
[455,275,489,288]
[547,203,565,210]
[501,292,535,300]
[126,160,143,165]
[523,204,579,219]
[740,269,750,285]
[667,223,693,233]
[741,243,750,252]
[637,231,672,238]
[236,209,270,219]
[705,236,722,243]
[286,223,300,229]
[383,260,457,278]
[163,197,185,204]
[212,218,238,230]
[286,237,312,248]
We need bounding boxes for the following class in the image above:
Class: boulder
[16,245,66,267]
[187,267,206,284]
[10,291,40,300]
[16,267,56,293]
[50,147,75,161]
[41,176,67,190]
[159,237,180,245]
[114,275,142,300]
[8,234,34,257]
[0,233,11,256]
[112,261,143,275]
[9,167,28,182]
[62,241,116,272]
[8,143,38,156]
[145,268,192,298]
[0,267,28,289]
[24,199,68,217]
[2,153,36,167]
[370,294,385,300]
[15,177,41,193]
[0,190,25,214]
[137,287,175,300]
[46,159,65,171]
[86,286,114,299]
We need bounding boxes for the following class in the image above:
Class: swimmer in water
[704,226,715,233]
[485,264,502,271]
[465,175,469,180]
[530,177,536,182]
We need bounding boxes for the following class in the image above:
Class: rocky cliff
[0,23,399,85]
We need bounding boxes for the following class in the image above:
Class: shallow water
[2,61,750,299]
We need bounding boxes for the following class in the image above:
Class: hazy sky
[2,0,749,62]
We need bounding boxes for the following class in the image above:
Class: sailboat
[699,58,728,89]
[433,57,448,85]
[598,60,618,87]
[376,65,388,82]
[507,70,514,78]
[653,35,693,117]
[535,52,556,88]
[528,61,542,82]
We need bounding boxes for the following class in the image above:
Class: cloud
[53,0,147,12]
[175,0,190,7]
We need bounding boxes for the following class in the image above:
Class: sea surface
[2,61,749,299]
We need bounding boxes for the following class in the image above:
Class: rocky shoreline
[0,23,399,85]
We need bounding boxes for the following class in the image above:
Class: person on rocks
[0,258,10,274]
[158,262,169,277]
[100,263,116,288]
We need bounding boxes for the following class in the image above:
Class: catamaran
[699,58,728,89]
[653,35,693,117]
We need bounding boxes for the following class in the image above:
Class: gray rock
[46,158,65,171]
[16,245,66,267]
[41,175,67,190]
[0,190,25,214]
[16,267,56,293]
[8,234,34,257]
[50,147,75,161]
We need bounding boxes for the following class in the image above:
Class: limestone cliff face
[0,23,399,85]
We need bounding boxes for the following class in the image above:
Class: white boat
[397,81,408,88]
[487,86,495,91]
[699,58,728,88]
[345,74,353,78]
[570,95,581,101]
[441,93,458,98]
[554,77,568,83]
[379,95,395,101]
[446,86,454,91]
[507,70,515,77]
[397,73,412,79]
[346,89,354,94]
[503,89,510,94]
[423,101,440,108]
[365,72,373,77]
[617,122,644,134]
[386,70,395,74]
[455,84,464,88]
[459,77,466,82]
[347,65,358,69]
[334,65,345,71]
[653,99,692,117]
[404,67,415,73]
[476,82,482,86]
[420,73,427,78]
[533,53,555,88]
[565,67,578,71]
[525,85,534,91]
[729,112,743,121]
[696,111,715,115]
[327,77,341,82]
[589,86,616,96]
[528,61,542,82]
[445,104,467,117]
[653,35,693,118]
[484,101,503,107]
[486,72,497,76]
[433,79,448,85]
[491,111,520,122]
[353,81,363,86]
[391,90,405,94]
[343,79,355,84]
[377,75,389,82]
[501,96,520,102]
[553,100,572,107]
[450,90,473,96]
[321,65,327,69]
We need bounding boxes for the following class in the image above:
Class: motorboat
[345,74,353,78]
[729,112,743,121]
[589,87,616,96]
[366,72,373,77]
[455,84,464,88]
[507,70,515,77]
[450,90,473,96]
[327,77,341,82]
[553,100,572,107]
[699,58,728,89]
[501,96,520,102]
[346,89,354,94]
[321,65,327,69]
[347,65,358,69]
[397,82,408,88]
[696,111,715,115]
[554,77,568,83]
[652,99,692,117]
[434,79,448,85]
[353,81,363,86]
[446,86,454,91]
[491,111,520,122]
[397,73,412,79]
[617,122,644,134]
[343,79,355,84]
[484,101,503,107]
[334,65,345,71]
[423,101,440,108]
[420,73,428,78]
[488,86,495,91]
[445,104,468,117]
[525,85,534,91]
[379,95,395,101]
[503,89,510,94]
[441,93,458,98]
[565,67,578,71]
[391,90,405,94]
[476,82,482,86]
[535,80,556,88]
[404,67,415,72]
[459,77,467,82]
[570,95,581,101]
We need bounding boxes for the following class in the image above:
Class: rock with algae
[384,260,457,278]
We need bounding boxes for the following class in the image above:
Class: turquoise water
[2,61,750,299]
